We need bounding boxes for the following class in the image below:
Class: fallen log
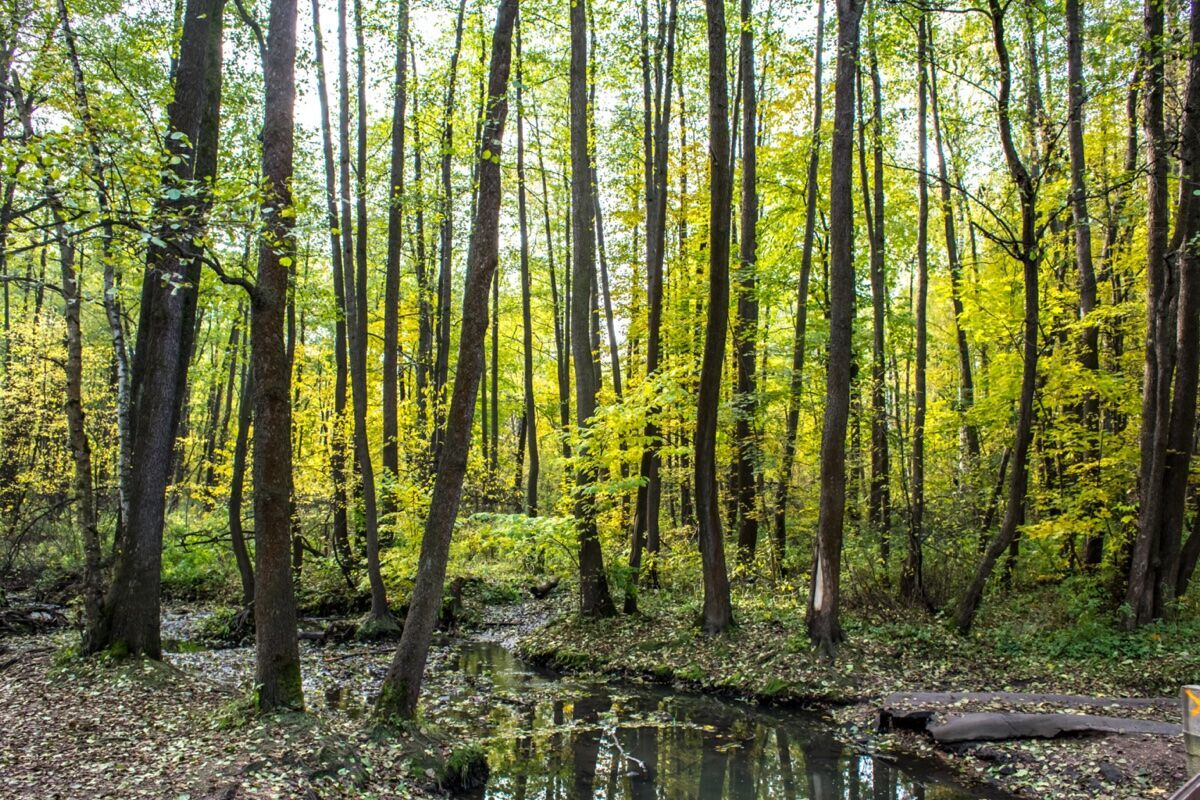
[529,577,559,599]
[928,712,1180,743]
[883,690,1173,709]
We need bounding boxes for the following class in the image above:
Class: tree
[776,0,825,569]
[695,0,734,634]
[860,0,890,562]
[382,0,410,513]
[807,0,864,656]
[342,0,394,634]
[88,0,227,658]
[570,0,616,619]
[955,0,1042,635]
[627,0,677,612]
[1127,0,1200,621]
[376,0,518,720]
[250,0,303,711]
[902,11,929,606]
[1065,0,1101,569]
[732,0,759,563]
[310,0,351,569]
[515,14,538,516]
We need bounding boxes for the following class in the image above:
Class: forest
[2,0,1200,794]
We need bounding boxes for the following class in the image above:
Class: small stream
[162,610,1003,799]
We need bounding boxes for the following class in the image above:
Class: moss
[551,649,593,669]
[255,659,305,713]
[356,612,402,641]
[441,744,489,793]
[103,639,130,661]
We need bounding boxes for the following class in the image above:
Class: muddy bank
[516,601,1189,799]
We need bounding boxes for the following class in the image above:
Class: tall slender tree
[696,0,734,634]
[88,0,227,657]
[310,0,351,571]
[382,0,410,512]
[376,0,518,719]
[250,0,303,711]
[956,0,1042,635]
[570,0,616,618]
[903,11,929,605]
[628,0,678,611]
[733,0,760,563]
[515,12,538,515]
[775,0,825,567]
[808,0,864,655]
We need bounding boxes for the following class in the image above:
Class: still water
[450,643,1003,800]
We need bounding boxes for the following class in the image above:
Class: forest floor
[516,584,1199,799]
[0,630,495,799]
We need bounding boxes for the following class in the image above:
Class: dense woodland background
[2,0,1200,714]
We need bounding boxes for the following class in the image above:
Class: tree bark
[863,5,891,563]
[382,0,409,510]
[1150,0,1200,607]
[696,0,735,634]
[515,17,538,516]
[775,0,825,569]
[376,0,517,720]
[1065,0,1103,568]
[251,0,303,711]
[955,0,1041,635]
[309,0,350,566]
[431,0,469,464]
[733,0,760,564]
[807,0,863,656]
[628,0,677,611]
[570,0,616,619]
[902,12,929,606]
[89,0,226,657]
[340,0,393,630]
[1126,0,1175,626]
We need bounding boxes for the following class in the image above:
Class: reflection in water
[452,643,997,800]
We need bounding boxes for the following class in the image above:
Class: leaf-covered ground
[0,633,474,799]
[516,586,1199,799]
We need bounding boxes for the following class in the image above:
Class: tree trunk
[1126,0,1175,627]
[28,76,102,646]
[59,0,132,547]
[532,113,571,461]
[928,27,980,472]
[382,0,410,511]
[229,367,255,609]
[628,0,677,611]
[342,0,393,629]
[376,0,517,720]
[696,0,735,634]
[1148,0,1200,609]
[412,47,432,436]
[515,19,538,516]
[856,1,889,565]
[733,0,760,564]
[310,0,350,565]
[1065,0,1104,569]
[570,0,616,619]
[431,0,469,463]
[807,0,863,656]
[251,0,303,711]
[902,12,929,606]
[775,0,824,569]
[89,0,226,657]
[955,0,1040,635]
